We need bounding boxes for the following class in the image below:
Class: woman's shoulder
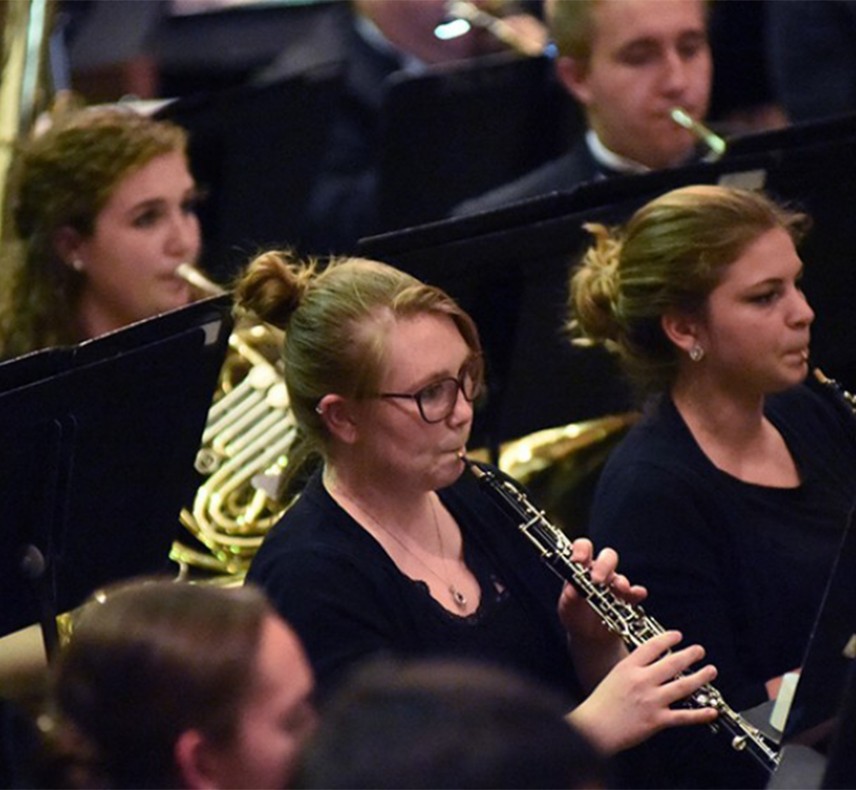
[769,378,856,443]
[247,473,383,580]
[599,396,703,479]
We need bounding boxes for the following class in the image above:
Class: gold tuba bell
[172,264,298,580]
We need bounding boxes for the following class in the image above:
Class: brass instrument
[1,0,54,243]
[172,264,296,579]
[462,456,782,775]
[497,413,636,481]
[472,413,637,537]
[670,106,727,161]
[434,1,549,58]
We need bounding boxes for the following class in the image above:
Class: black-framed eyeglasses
[377,356,484,424]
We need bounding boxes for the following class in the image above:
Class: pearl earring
[689,344,705,362]
[70,257,84,272]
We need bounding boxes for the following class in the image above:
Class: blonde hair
[234,250,482,457]
[569,184,809,395]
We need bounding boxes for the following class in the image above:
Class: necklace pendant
[450,586,468,609]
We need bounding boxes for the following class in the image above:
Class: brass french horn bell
[173,264,297,579]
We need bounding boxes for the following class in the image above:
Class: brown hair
[233,250,482,458]
[43,579,273,788]
[547,0,711,63]
[546,0,598,61]
[297,656,606,789]
[569,184,809,395]
[0,105,189,359]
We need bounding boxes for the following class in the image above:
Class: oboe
[461,456,781,775]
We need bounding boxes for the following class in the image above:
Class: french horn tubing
[173,263,297,579]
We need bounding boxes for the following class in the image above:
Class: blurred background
[18,0,814,279]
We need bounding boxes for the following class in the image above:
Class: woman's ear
[661,310,700,354]
[52,226,84,270]
[316,394,359,444]
[174,729,219,790]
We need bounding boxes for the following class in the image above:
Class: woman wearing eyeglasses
[237,250,718,758]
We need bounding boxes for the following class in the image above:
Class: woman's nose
[168,210,201,258]
[448,383,473,425]
[791,288,815,326]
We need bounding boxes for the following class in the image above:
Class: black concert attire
[451,133,609,217]
[589,381,856,711]
[452,130,708,218]
[246,466,582,704]
[301,15,416,255]
[587,381,856,789]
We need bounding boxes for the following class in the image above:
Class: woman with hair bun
[235,249,721,762]
[570,184,856,734]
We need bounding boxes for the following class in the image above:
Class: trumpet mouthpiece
[669,107,726,159]
[176,263,226,297]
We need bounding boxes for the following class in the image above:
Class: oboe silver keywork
[462,457,781,775]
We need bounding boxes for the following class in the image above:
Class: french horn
[173,263,634,574]
[495,412,637,537]
[172,264,297,580]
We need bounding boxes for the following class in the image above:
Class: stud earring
[689,344,705,362]
[70,257,84,272]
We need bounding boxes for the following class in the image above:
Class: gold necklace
[332,486,468,611]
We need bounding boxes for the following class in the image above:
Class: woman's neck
[76,295,126,342]
[322,463,434,537]
[670,378,799,487]
[670,376,766,447]
[322,460,478,614]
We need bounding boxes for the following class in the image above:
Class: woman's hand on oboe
[557,538,718,754]
[557,538,648,646]
[568,630,719,754]
[558,538,647,693]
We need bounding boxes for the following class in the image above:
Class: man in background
[454,0,712,216]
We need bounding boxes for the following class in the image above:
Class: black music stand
[726,111,856,158]
[156,69,343,279]
[821,659,856,789]
[358,113,856,454]
[764,503,856,789]
[377,52,582,231]
[0,296,232,657]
